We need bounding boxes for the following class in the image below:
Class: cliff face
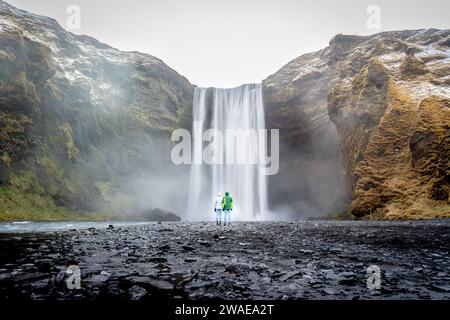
[0,1,194,219]
[263,47,350,217]
[264,30,450,219]
[1,1,449,221]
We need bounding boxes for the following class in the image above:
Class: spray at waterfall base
[171,84,280,221]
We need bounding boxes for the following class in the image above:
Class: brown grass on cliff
[351,83,449,219]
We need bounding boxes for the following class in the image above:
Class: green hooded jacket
[221,192,233,210]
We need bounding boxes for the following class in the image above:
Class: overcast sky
[7,0,450,87]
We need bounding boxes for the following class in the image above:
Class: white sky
[6,0,450,88]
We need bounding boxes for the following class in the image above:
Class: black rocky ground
[0,220,449,300]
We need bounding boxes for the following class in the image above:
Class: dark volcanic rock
[127,276,174,291]
[0,220,449,300]
[128,285,147,300]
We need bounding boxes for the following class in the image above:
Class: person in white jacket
[214,192,223,225]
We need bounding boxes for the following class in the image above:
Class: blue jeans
[215,209,222,224]
[223,210,231,224]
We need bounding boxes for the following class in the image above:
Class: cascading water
[187,84,268,221]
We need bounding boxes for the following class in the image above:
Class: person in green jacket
[221,191,233,226]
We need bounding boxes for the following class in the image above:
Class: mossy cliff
[264,30,450,219]
[0,1,194,220]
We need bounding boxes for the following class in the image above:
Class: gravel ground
[0,220,449,300]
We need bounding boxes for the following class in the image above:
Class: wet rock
[430,283,450,292]
[1,220,449,300]
[158,244,170,251]
[270,270,287,278]
[100,271,111,277]
[369,289,382,296]
[86,273,109,287]
[217,279,235,292]
[127,276,174,290]
[322,270,339,281]
[128,285,147,300]
[197,240,211,247]
[149,257,167,263]
[21,263,36,270]
[257,263,269,270]
[107,283,123,297]
[185,280,209,291]
[280,271,301,282]
[11,272,48,283]
[338,278,359,286]
[337,272,359,286]
[157,262,171,270]
[225,263,251,275]
[338,271,356,278]
[280,283,300,293]
[34,259,53,271]
[321,288,336,295]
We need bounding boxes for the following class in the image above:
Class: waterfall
[187,84,268,221]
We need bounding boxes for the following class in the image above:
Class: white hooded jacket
[214,193,222,210]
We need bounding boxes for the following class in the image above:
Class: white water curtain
[187,84,268,221]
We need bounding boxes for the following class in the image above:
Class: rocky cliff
[1,1,449,221]
[264,30,450,219]
[0,1,193,220]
